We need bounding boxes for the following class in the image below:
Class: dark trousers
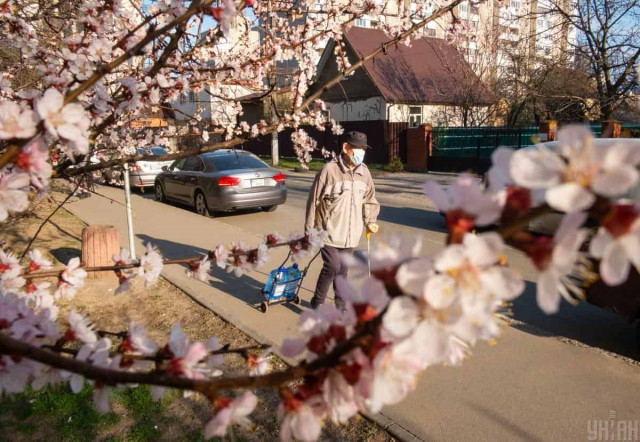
[311,245,354,309]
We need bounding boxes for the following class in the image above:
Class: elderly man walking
[304,131,380,310]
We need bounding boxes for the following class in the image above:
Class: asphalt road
[67,171,640,441]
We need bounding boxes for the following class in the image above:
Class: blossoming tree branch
[1,0,639,440]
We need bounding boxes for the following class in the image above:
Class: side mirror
[161,166,169,172]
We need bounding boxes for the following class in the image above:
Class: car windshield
[137,147,168,156]
[209,153,268,171]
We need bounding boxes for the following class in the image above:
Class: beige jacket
[305,154,380,248]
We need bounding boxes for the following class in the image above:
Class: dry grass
[0,182,393,442]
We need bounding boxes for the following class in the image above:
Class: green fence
[432,124,640,158]
[431,126,539,158]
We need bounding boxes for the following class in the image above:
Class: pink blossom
[166,324,208,379]
[289,229,327,262]
[511,126,640,212]
[367,341,424,413]
[334,277,389,323]
[123,321,158,356]
[589,204,640,286]
[281,337,307,358]
[66,309,97,344]
[423,174,501,230]
[168,341,208,379]
[16,139,53,191]
[291,129,317,167]
[210,244,229,269]
[27,249,53,272]
[64,338,112,393]
[112,248,136,295]
[248,348,272,375]
[204,392,258,438]
[138,243,163,288]
[0,355,32,394]
[526,212,588,313]
[186,256,211,281]
[55,257,87,300]
[322,370,359,423]
[279,395,326,442]
[0,249,21,278]
[0,172,30,222]
[36,88,90,156]
[205,336,224,368]
[0,100,38,139]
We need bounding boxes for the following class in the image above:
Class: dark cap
[344,131,371,149]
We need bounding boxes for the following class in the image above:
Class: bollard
[81,225,120,279]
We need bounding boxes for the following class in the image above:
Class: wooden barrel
[81,225,120,279]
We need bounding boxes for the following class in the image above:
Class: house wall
[172,84,252,125]
[387,103,490,126]
[326,97,387,122]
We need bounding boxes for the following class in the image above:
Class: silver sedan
[154,150,287,217]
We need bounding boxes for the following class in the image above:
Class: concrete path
[66,173,640,442]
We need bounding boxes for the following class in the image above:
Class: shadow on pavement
[509,281,639,361]
[137,234,268,311]
[466,402,545,442]
[378,206,448,233]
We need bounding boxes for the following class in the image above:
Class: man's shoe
[310,298,321,309]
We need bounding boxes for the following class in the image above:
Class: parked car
[99,146,173,189]
[154,150,287,216]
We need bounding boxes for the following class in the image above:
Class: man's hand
[366,223,379,234]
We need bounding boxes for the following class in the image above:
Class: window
[182,156,204,172]
[355,18,370,28]
[188,91,196,101]
[207,153,269,171]
[426,28,436,37]
[179,93,186,105]
[170,158,186,171]
[459,2,468,18]
[511,0,520,10]
[409,106,422,127]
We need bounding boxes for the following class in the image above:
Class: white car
[100,146,174,189]
[128,146,174,188]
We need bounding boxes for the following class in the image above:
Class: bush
[387,157,404,173]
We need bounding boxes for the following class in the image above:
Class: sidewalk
[67,186,640,442]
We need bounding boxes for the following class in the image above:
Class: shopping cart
[259,251,320,313]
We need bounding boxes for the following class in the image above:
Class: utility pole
[271,131,279,166]
[122,163,136,257]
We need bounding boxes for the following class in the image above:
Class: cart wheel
[260,302,268,313]
[293,295,300,305]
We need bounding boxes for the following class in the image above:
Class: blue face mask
[350,149,365,166]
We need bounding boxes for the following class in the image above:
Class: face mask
[350,149,365,166]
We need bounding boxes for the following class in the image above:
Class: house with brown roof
[310,27,494,162]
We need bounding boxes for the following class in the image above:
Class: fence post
[425,124,433,157]
[601,120,621,138]
[538,120,558,142]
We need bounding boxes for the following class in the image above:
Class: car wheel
[155,183,165,202]
[263,205,278,212]
[195,191,212,217]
